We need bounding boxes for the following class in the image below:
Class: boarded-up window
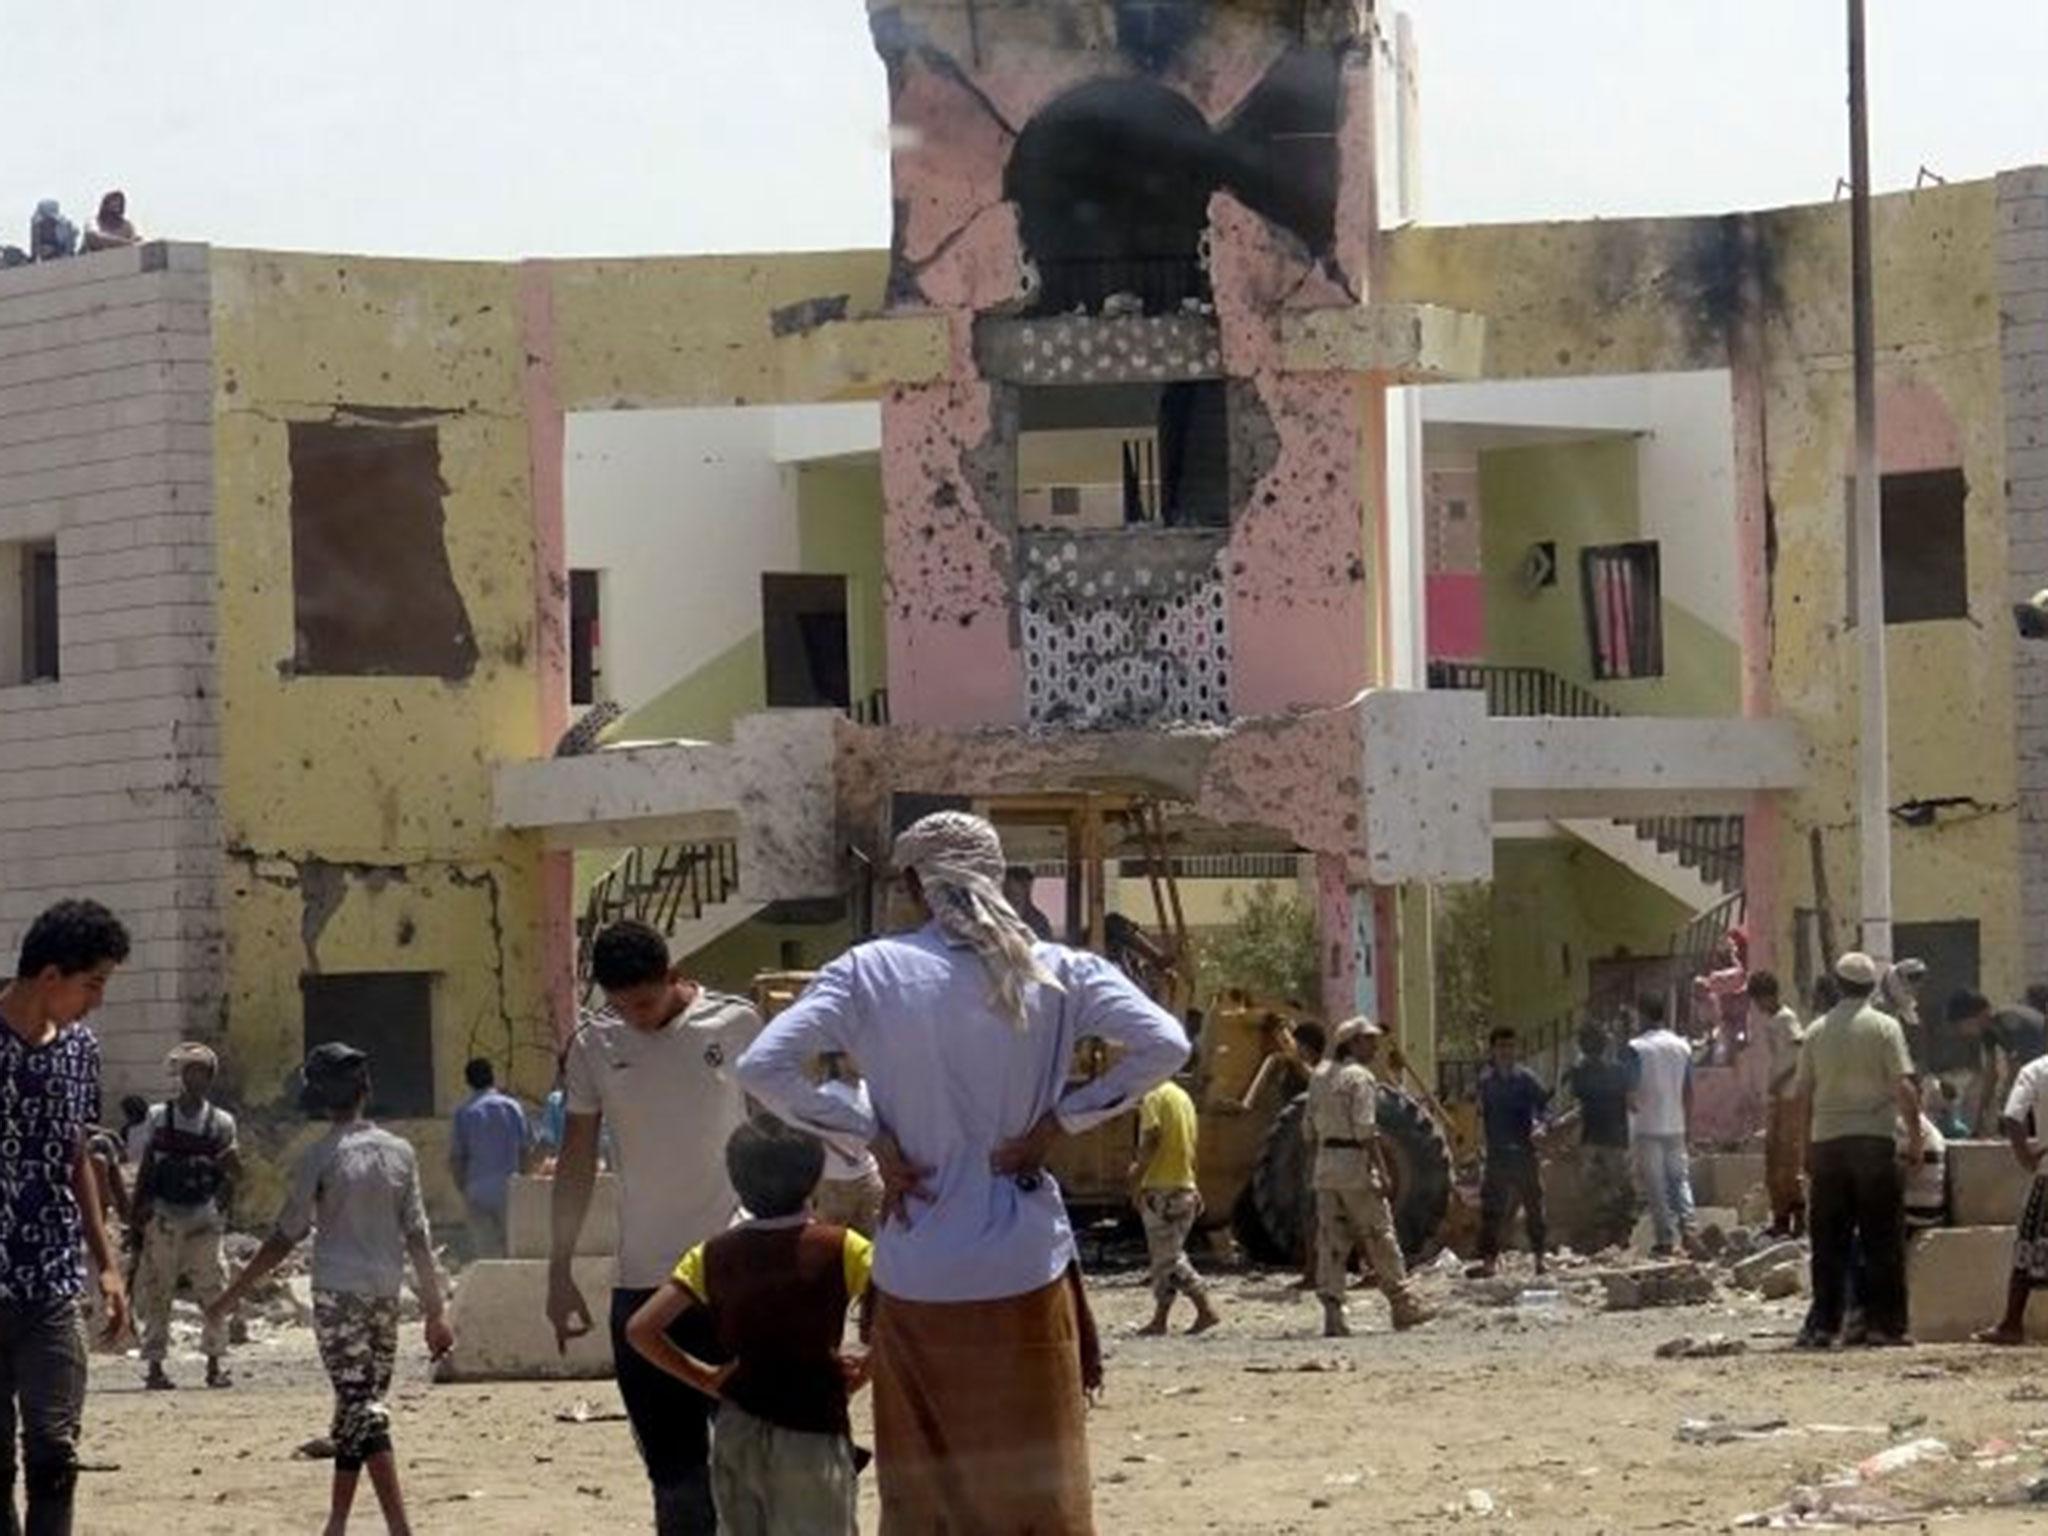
[1581,542,1663,680]
[1846,468,1969,625]
[569,569,602,706]
[287,421,479,678]
[301,972,437,1118]
[762,573,851,709]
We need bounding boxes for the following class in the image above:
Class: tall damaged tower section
[866,0,1478,1028]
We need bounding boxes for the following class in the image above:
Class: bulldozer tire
[1374,1087,1454,1262]
[1246,1088,1454,1267]
[1246,1095,1314,1264]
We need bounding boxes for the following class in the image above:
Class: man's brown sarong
[871,1272,1094,1535]
[1764,1094,1807,1232]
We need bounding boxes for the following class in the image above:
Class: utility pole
[1848,0,1892,960]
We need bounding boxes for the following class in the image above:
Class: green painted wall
[1479,439,1738,716]
[617,630,765,745]
[1489,840,1693,1030]
[796,461,887,708]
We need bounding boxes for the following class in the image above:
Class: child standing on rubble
[209,1044,452,1536]
[626,1118,871,1535]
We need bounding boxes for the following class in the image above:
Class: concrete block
[1601,1262,1715,1311]
[1690,1153,1765,1209]
[1948,1140,2038,1228]
[443,1258,616,1381]
[1907,1226,2048,1343]
[506,1174,620,1260]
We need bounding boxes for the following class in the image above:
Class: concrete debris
[1853,1438,1951,1480]
[1654,1333,1747,1360]
[1686,1222,1729,1260]
[1601,1263,1716,1311]
[1756,1263,1805,1300]
[1676,1416,1789,1446]
[555,1399,630,1425]
[1732,1486,1919,1528]
[1729,1239,1808,1290]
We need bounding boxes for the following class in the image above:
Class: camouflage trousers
[313,1291,400,1471]
[1138,1188,1208,1306]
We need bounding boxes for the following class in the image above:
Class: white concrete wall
[0,243,221,1094]
[1421,370,1739,640]
[564,404,877,716]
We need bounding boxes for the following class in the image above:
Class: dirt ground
[68,1256,2048,1535]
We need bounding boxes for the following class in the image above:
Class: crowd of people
[1463,944,2048,1356]
[9,835,2048,1533]
[3,193,140,268]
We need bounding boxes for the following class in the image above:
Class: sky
[6,1,2045,260]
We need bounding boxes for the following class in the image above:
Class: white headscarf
[893,811,1062,1031]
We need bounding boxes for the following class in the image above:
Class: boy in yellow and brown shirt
[1129,1078,1220,1336]
[627,1119,871,1536]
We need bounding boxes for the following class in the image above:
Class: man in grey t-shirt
[546,920,762,1536]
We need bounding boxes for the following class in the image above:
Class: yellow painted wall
[210,251,554,1219]
[1751,187,2017,998]
[1390,181,2020,1002]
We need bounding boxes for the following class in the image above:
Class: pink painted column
[520,261,577,1047]
[1316,854,1356,1023]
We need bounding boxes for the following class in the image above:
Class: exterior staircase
[576,840,763,1003]
[1426,660,1746,912]
[1425,662,1754,1101]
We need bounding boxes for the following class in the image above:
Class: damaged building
[0,0,2043,1214]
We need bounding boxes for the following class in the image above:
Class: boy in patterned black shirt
[0,899,132,1536]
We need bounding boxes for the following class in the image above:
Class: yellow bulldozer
[752,790,1457,1263]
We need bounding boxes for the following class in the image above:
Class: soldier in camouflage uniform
[1304,1018,1432,1338]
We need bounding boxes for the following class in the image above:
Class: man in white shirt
[545,919,763,1536]
[1627,994,1696,1257]
[1974,1051,2048,1344]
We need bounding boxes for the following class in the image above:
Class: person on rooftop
[29,201,76,261]
[80,192,138,252]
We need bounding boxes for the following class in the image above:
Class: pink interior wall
[1426,573,1485,661]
